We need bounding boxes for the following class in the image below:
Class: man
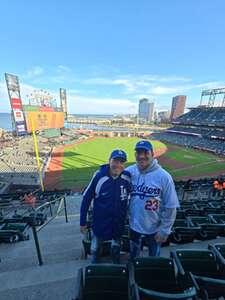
[126,140,179,258]
[80,149,131,263]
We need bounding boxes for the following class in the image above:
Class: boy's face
[135,149,153,170]
[109,158,125,176]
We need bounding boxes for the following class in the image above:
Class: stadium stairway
[0,194,225,300]
[0,194,87,300]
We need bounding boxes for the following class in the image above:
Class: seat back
[215,244,225,259]
[190,216,209,225]
[84,264,128,300]
[133,257,177,292]
[211,214,225,224]
[173,219,189,227]
[175,250,218,277]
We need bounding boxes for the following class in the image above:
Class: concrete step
[0,277,77,300]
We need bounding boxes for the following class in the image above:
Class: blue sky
[1,0,225,114]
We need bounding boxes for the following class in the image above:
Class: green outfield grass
[60,137,225,189]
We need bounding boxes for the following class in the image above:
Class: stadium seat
[172,249,225,299]
[208,243,225,270]
[0,230,21,243]
[184,208,206,217]
[208,214,225,236]
[129,256,197,299]
[189,216,221,240]
[176,210,186,219]
[170,219,199,244]
[1,222,29,241]
[74,264,139,300]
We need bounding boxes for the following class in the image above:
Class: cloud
[67,94,137,114]
[82,74,225,97]
[57,65,71,72]
[82,74,193,95]
[26,66,44,78]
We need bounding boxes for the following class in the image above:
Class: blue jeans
[129,228,160,259]
[91,234,120,264]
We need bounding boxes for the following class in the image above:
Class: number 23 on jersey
[144,198,160,211]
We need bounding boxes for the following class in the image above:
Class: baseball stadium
[1,75,225,300]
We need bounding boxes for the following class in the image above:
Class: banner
[16,121,27,135]
[5,73,27,135]
[11,98,22,110]
[13,109,25,122]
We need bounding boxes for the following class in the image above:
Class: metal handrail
[31,195,68,266]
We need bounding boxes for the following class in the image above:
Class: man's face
[109,158,125,176]
[135,149,153,170]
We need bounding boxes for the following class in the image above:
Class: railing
[31,195,68,266]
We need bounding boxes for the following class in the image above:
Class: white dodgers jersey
[126,161,179,235]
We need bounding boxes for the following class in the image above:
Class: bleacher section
[0,179,225,299]
[153,106,225,155]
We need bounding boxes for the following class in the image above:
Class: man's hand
[80,225,87,234]
[154,232,168,244]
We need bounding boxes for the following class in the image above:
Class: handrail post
[63,196,68,223]
[31,225,43,266]
[49,203,53,216]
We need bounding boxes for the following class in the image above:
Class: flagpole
[31,117,45,192]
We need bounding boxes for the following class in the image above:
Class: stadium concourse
[0,178,225,299]
[152,106,225,156]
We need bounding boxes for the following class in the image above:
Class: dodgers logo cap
[110,149,127,162]
[135,140,153,152]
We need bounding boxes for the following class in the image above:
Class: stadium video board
[25,111,64,132]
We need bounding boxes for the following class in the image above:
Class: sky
[1,0,225,114]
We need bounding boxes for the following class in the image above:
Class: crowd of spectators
[153,106,225,156]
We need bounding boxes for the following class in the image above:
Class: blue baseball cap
[109,149,127,162]
[135,140,153,152]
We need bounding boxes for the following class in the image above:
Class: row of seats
[0,190,69,244]
[75,244,225,300]
[0,212,47,243]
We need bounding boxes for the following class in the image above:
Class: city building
[170,95,186,120]
[138,98,154,123]
[158,110,171,123]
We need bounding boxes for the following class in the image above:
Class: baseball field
[47,137,225,190]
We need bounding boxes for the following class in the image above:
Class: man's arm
[156,175,179,243]
[80,171,99,229]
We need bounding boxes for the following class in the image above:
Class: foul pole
[31,118,45,192]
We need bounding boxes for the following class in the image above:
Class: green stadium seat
[204,207,222,214]
[208,243,225,270]
[184,208,206,217]
[1,222,29,241]
[172,249,225,299]
[208,214,225,236]
[0,230,21,243]
[74,264,139,300]
[129,256,197,299]
[170,219,199,244]
[176,210,186,219]
[189,216,221,240]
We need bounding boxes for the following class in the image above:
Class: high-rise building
[138,98,154,122]
[170,95,186,120]
[158,110,170,122]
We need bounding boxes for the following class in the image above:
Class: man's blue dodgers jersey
[126,159,179,235]
[80,164,131,240]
